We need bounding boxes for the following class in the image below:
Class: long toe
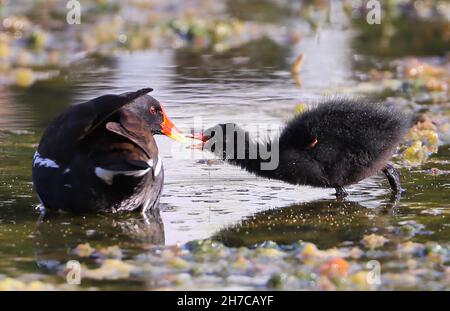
[335,187,348,198]
[382,163,402,194]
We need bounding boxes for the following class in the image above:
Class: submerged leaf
[82,259,135,280]
[361,234,388,249]
[72,243,96,258]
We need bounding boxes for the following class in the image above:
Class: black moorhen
[190,99,410,197]
[32,88,185,213]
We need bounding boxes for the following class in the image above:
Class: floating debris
[294,102,308,115]
[403,141,431,165]
[0,1,295,87]
[361,234,388,249]
[402,113,440,165]
[72,243,95,258]
[82,259,136,280]
[58,239,450,290]
[319,258,350,278]
[291,53,304,74]
[0,278,58,291]
[13,68,34,88]
[291,53,304,87]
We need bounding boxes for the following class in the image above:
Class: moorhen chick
[32,88,185,213]
[191,99,410,197]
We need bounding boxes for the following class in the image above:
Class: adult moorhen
[32,88,185,213]
[190,99,410,197]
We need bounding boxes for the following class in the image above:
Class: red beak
[160,109,186,143]
[186,132,209,142]
[185,131,210,150]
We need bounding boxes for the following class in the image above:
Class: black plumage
[32,88,185,213]
[199,99,410,196]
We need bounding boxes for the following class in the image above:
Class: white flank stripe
[154,157,162,176]
[33,151,59,168]
[95,167,150,185]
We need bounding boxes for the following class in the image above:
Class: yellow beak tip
[171,133,187,143]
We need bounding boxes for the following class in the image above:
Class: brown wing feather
[37,88,152,165]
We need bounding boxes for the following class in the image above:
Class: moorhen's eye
[149,106,157,115]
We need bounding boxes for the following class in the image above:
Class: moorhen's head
[130,95,185,142]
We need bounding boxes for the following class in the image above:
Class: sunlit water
[0,27,449,289]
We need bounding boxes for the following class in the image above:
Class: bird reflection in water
[214,198,399,249]
[33,209,165,273]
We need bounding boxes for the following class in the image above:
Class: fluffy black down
[273,98,411,187]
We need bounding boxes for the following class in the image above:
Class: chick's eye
[149,106,157,115]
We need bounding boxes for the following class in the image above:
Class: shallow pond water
[0,19,449,289]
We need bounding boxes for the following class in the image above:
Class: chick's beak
[186,132,209,141]
[160,111,186,143]
[185,131,211,150]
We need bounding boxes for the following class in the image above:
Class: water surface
[0,22,449,290]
